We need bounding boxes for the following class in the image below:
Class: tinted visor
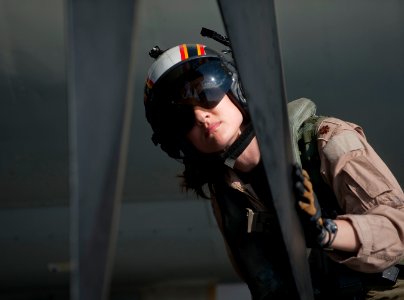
[152,57,233,134]
[154,57,233,108]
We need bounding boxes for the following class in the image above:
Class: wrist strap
[321,218,338,250]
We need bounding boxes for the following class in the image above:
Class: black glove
[292,164,338,249]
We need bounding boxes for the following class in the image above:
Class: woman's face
[186,94,243,154]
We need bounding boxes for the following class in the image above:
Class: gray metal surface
[66,0,136,299]
[217,0,314,298]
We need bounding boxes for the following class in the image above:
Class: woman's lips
[206,122,221,136]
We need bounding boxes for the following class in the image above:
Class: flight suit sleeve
[316,117,404,273]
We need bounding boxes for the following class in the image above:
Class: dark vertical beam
[217,0,314,299]
[66,1,136,299]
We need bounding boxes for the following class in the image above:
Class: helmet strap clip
[221,123,255,169]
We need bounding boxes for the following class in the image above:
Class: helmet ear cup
[156,133,182,159]
[219,56,248,113]
[227,71,250,122]
[158,134,200,161]
[230,72,247,108]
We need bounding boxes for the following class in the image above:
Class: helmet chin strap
[220,123,255,169]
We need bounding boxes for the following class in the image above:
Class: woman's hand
[292,165,337,249]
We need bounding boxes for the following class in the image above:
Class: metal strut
[217,0,314,299]
[67,1,137,299]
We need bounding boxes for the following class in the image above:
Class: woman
[143,43,404,299]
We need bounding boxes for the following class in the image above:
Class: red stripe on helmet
[179,44,189,60]
[196,44,206,55]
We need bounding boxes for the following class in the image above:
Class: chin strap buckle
[221,123,255,169]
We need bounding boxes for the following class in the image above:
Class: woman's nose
[193,106,210,124]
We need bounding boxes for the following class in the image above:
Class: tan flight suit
[211,115,404,299]
[315,117,404,299]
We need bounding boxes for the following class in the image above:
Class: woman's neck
[233,136,261,172]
